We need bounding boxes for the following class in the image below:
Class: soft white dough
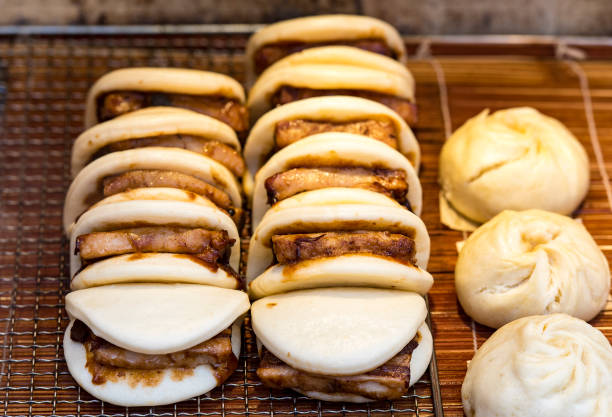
[251,287,427,376]
[65,283,250,355]
[439,107,589,226]
[85,67,245,127]
[462,314,612,417]
[455,209,610,328]
[248,255,433,300]
[257,323,432,403]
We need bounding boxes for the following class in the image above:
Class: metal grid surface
[0,33,436,417]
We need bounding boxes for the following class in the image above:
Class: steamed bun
[439,107,589,225]
[462,314,612,417]
[455,209,609,328]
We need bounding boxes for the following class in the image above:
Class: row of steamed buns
[243,15,434,405]
[59,13,611,414]
[61,14,435,407]
[437,75,611,416]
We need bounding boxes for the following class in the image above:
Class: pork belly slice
[275,119,398,150]
[254,39,394,75]
[95,135,245,177]
[265,167,408,205]
[257,338,418,401]
[97,91,249,134]
[271,231,416,265]
[75,227,234,264]
[102,169,233,211]
[272,86,417,126]
[70,320,238,384]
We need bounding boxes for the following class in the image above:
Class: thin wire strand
[564,60,612,211]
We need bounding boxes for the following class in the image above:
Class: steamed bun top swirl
[462,314,612,417]
[455,209,610,328]
[439,107,589,224]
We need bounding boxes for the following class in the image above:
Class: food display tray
[0,27,611,417]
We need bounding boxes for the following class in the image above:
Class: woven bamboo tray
[0,29,611,417]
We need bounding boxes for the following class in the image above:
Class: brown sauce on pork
[97,92,249,135]
[274,119,398,150]
[271,231,416,265]
[71,320,238,386]
[75,227,234,264]
[256,335,419,400]
[102,170,231,210]
[94,134,245,178]
[264,167,408,205]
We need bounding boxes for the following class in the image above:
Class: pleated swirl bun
[456,209,609,328]
[439,107,589,226]
[462,314,612,417]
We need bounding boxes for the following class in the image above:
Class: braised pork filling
[272,231,416,265]
[93,134,245,178]
[75,226,237,276]
[254,39,395,75]
[70,319,238,385]
[265,167,409,206]
[101,169,242,225]
[257,335,419,400]
[274,119,398,150]
[97,91,249,135]
[271,86,417,126]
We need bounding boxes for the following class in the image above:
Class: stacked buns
[248,47,416,125]
[63,69,251,406]
[244,16,434,402]
[246,14,407,83]
[62,16,437,406]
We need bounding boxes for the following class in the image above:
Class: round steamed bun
[455,209,609,328]
[439,107,589,224]
[462,314,612,417]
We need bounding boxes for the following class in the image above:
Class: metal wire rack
[0,29,439,417]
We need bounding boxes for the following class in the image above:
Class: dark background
[1,0,612,35]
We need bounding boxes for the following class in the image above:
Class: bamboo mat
[410,55,612,416]
[0,33,611,417]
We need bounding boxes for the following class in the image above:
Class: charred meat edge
[271,231,416,266]
[97,91,249,134]
[73,226,240,280]
[257,336,419,400]
[75,227,234,263]
[265,167,408,205]
[274,119,398,150]
[100,169,244,224]
[94,134,245,178]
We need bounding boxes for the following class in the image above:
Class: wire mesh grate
[0,33,436,417]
